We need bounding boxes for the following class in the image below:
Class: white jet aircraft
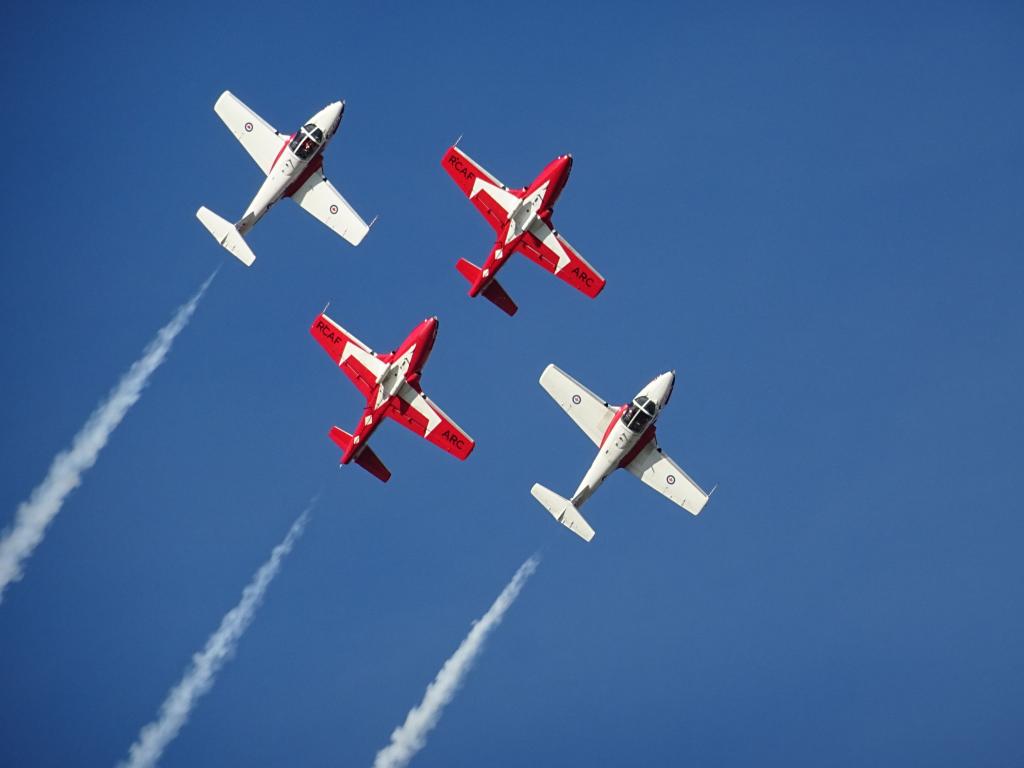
[532,364,713,542]
[197,91,372,266]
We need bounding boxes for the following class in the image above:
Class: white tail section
[531,484,595,542]
[196,206,256,266]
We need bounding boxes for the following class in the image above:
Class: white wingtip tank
[196,206,256,266]
[531,483,595,542]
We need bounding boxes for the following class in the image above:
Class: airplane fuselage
[570,371,675,507]
[471,155,573,295]
[236,101,345,235]
[343,317,439,463]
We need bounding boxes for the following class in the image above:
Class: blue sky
[2,1,1023,765]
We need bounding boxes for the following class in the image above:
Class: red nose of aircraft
[551,154,572,190]
[417,316,440,347]
[410,316,439,370]
[539,155,573,205]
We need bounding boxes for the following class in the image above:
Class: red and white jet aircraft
[441,143,605,315]
[532,365,712,542]
[197,91,372,266]
[310,312,474,482]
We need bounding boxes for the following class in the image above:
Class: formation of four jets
[197,92,713,541]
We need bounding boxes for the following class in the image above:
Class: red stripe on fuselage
[269,134,294,173]
[600,404,629,447]
[284,153,324,197]
[618,425,657,469]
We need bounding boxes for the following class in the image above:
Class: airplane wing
[291,167,371,246]
[441,145,521,232]
[387,382,474,460]
[214,91,289,175]
[626,439,710,515]
[539,364,618,446]
[310,313,386,398]
[520,221,605,298]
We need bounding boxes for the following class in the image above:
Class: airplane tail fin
[329,427,391,482]
[455,257,479,284]
[531,483,595,542]
[329,426,357,462]
[455,258,518,316]
[196,206,256,266]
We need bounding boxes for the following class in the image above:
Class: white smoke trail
[118,504,313,768]
[373,554,541,768]
[0,272,216,603]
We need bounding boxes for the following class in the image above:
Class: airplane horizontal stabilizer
[457,258,518,315]
[354,444,390,482]
[531,483,595,542]
[482,279,517,316]
[455,258,482,290]
[196,206,256,266]
[329,427,390,482]
[329,426,355,459]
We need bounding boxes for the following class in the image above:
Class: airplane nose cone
[314,102,345,134]
[646,371,675,404]
[423,317,440,347]
[659,371,676,404]
[325,101,344,130]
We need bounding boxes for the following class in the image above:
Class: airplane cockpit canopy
[621,395,657,433]
[290,123,325,160]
